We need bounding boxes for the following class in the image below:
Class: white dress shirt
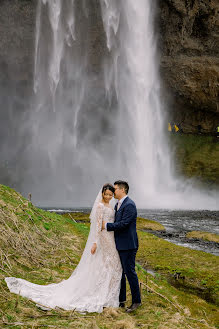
[105,195,128,230]
[117,195,128,210]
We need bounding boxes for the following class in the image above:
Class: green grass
[186,231,219,243]
[0,184,218,328]
[137,231,219,305]
[170,134,219,186]
[137,217,165,231]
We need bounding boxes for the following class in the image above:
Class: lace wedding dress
[5,199,122,313]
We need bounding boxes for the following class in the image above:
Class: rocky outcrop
[158,0,219,133]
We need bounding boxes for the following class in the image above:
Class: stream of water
[138,209,219,256]
[44,207,219,256]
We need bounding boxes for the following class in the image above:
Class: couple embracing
[5,180,141,313]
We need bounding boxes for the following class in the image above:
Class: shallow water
[44,207,219,256]
[138,209,219,234]
[139,209,219,256]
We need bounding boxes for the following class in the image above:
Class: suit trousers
[118,249,141,304]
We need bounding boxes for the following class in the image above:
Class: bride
[5,184,122,313]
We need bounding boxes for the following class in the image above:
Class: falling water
[27,0,119,206]
[25,0,218,209]
[99,0,218,209]
[100,0,172,198]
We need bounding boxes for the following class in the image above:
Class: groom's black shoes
[126,303,141,313]
[119,302,125,308]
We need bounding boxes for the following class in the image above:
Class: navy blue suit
[107,196,141,304]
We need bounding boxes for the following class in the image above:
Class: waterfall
[29,0,119,206]
[28,0,218,209]
[99,0,218,209]
[100,0,173,199]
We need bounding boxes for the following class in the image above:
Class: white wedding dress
[5,201,122,313]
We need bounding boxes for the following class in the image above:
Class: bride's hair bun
[102,183,115,194]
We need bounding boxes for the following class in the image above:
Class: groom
[102,180,141,312]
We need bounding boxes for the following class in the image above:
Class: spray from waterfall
[24,0,218,209]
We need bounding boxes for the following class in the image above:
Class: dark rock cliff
[0,0,36,97]
[158,0,219,133]
[0,0,218,133]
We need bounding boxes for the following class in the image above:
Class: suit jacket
[107,196,139,251]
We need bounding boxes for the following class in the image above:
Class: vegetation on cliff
[171,134,219,186]
[0,184,218,328]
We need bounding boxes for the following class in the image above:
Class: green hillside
[0,184,218,329]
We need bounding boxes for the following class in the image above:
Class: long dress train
[5,203,122,313]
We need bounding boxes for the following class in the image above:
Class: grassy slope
[137,232,219,303]
[0,185,218,329]
[170,134,219,186]
[67,213,219,304]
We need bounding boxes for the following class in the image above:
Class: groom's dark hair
[114,180,129,194]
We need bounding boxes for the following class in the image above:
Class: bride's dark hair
[102,183,115,194]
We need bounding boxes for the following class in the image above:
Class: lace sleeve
[93,203,104,244]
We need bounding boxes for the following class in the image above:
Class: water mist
[20,0,219,209]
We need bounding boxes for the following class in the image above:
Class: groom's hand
[102,220,107,230]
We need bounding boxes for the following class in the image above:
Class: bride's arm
[91,203,103,254]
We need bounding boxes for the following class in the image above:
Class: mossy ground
[170,134,219,186]
[186,231,219,243]
[0,185,218,328]
[137,232,219,305]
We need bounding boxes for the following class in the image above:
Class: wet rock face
[0,0,36,90]
[0,0,105,98]
[0,0,37,181]
[158,0,219,133]
[0,0,218,133]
